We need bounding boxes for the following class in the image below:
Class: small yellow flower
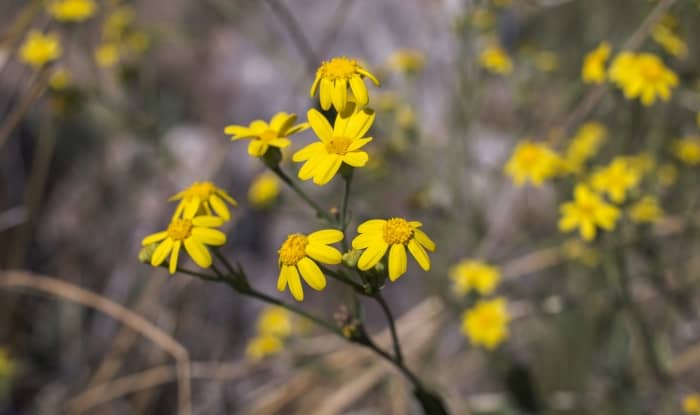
[672,136,700,165]
[293,105,374,185]
[657,163,678,186]
[564,122,607,173]
[0,348,15,379]
[103,6,135,40]
[652,24,687,58]
[277,230,344,302]
[245,335,283,361]
[608,52,637,85]
[581,42,611,84]
[449,259,500,296]
[19,31,62,68]
[225,112,308,157]
[504,139,562,186]
[614,52,678,106]
[559,184,620,241]
[386,49,425,74]
[127,31,150,54]
[479,45,513,75]
[49,68,71,90]
[48,0,97,22]
[352,218,436,281]
[629,195,664,223]
[248,173,279,208]
[684,394,700,415]
[591,158,641,204]
[169,181,238,221]
[461,297,510,350]
[621,152,656,176]
[257,306,293,338]
[141,203,227,274]
[95,43,120,68]
[310,56,380,113]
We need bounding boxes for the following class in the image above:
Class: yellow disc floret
[166,219,193,241]
[383,218,413,245]
[278,234,309,266]
[318,57,359,80]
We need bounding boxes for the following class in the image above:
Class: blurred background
[1,0,700,413]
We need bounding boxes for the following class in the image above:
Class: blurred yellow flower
[461,298,510,350]
[293,105,374,186]
[591,158,641,203]
[629,195,664,223]
[469,7,495,30]
[246,335,283,361]
[656,163,678,186]
[621,152,656,176]
[352,218,436,281]
[48,0,96,22]
[95,43,120,67]
[652,24,687,58]
[49,68,71,90]
[608,52,637,85]
[257,306,293,338]
[479,45,512,75]
[449,259,500,296]
[170,181,238,221]
[0,348,15,379]
[504,139,561,186]
[581,42,610,84]
[248,173,279,208]
[142,203,226,274]
[225,112,308,157]
[564,122,607,173]
[310,56,380,113]
[19,31,61,68]
[396,105,416,129]
[277,230,343,302]
[561,239,600,267]
[559,184,620,241]
[387,49,425,74]
[127,31,150,54]
[613,53,678,106]
[684,394,700,415]
[104,6,135,40]
[672,137,700,165]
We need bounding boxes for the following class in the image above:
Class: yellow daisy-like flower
[386,49,425,74]
[581,42,611,84]
[591,158,641,204]
[248,172,279,208]
[352,218,436,281]
[564,122,607,173]
[559,184,620,241]
[257,306,293,338]
[48,0,97,22]
[608,52,637,85]
[461,297,510,350]
[49,68,71,90]
[672,136,700,165]
[684,394,700,415]
[479,45,513,75]
[616,53,678,106]
[245,334,283,361]
[95,43,120,68]
[504,139,562,186]
[629,195,664,224]
[225,112,308,157]
[19,31,62,68]
[169,181,238,221]
[449,259,500,296]
[293,105,374,185]
[310,56,380,113]
[652,24,687,58]
[277,230,344,302]
[141,203,227,274]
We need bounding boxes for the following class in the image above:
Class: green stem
[374,292,404,364]
[340,173,352,232]
[270,165,335,224]
[319,264,365,292]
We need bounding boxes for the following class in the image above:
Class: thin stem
[374,292,404,364]
[319,264,364,292]
[270,165,335,224]
[212,247,236,276]
[340,173,352,232]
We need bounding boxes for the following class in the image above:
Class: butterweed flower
[49,69,71,90]
[591,158,641,203]
[310,56,380,113]
[449,260,500,296]
[479,45,512,75]
[504,139,562,186]
[581,42,611,84]
[293,105,374,185]
[103,6,135,40]
[564,122,607,173]
[608,52,637,85]
[629,195,663,223]
[257,306,293,338]
[95,43,119,68]
[657,163,678,186]
[277,230,344,301]
[652,23,687,58]
[141,203,226,274]
[48,0,97,22]
[386,49,425,74]
[225,112,308,157]
[559,184,620,241]
[461,298,510,350]
[19,31,61,68]
[672,137,700,165]
[352,218,436,281]
[245,335,283,361]
[170,181,238,221]
[248,173,279,208]
[684,394,700,415]
[613,52,678,106]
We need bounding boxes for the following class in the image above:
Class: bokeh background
[1,0,700,413]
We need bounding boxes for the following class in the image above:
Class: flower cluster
[246,306,294,361]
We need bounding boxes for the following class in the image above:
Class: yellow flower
[127,31,150,54]
[257,306,293,338]
[581,42,611,84]
[449,260,500,296]
[103,6,135,40]
[19,31,62,68]
[608,52,637,85]
[561,239,600,267]
[684,394,700,415]
[310,56,380,113]
[479,45,512,75]
[48,0,96,22]
[469,7,495,30]
[657,163,678,186]
[0,348,15,379]
[141,203,227,274]
[277,230,344,302]
[49,68,71,90]
[461,297,510,350]
[621,152,656,176]
[352,218,436,281]
[652,24,687,58]
[95,43,120,67]
[169,181,238,221]
[564,122,607,173]
[248,173,279,208]
[591,158,641,203]
[559,184,620,241]
[504,139,561,186]
[225,112,308,157]
[614,53,678,106]
[672,136,700,165]
[293,105,374,185]
[245,335,283,361]
[386,49,425,74]
[629,195,664,223]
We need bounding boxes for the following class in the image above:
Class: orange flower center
[383,218,413,245]
[278,234,308,266]
[326,136,353,155]
[640,61,662,81]
[319,57,357,80]
[167,219,192,241]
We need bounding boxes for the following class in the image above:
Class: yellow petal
[169,240,181,274]
[319,78,333,110]
[297,257,327,290]
[298,155,324,181]
[142,231,168,246]
[349,76,368,106]
[351,233,377,249]
[224,125,252,138]
[192,215,224,227]
[277,266,288,291]
[248,140,267,157]
[413,229,436,252]
[345,108,375,139]
[312,155,343,185]
[305,243,342,264]
[183,198,200,219]
[388,244,407,281]
[310,73,322,97]
[357,241,389,271]
[269,138,291,148]
[151,238,173,267]
[408,239,430,271]
[307,109,333,142]
[332,79,347,112]
[293,142,325,162]
[307,229,343,244]
[209,194,231,221]
[286,265,304,301]
[343,151,368,167]
[184,238,212,268]
[358,67,380,85]
[347,137,372,152]
[358,219,386,233]
[270,112,295,132]
[191,227,226,245]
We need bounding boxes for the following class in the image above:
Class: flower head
[581,42,611,84]
[245,335,283,361]
[591,158,641,203]
[504,139,562,186]
[564,122,607,173]
[141,203,227,274]
[652,23,687,58]
[386,49,425,74]
[225,112,308,157]
[612,52,678,106]
[684,394,700,415]
[629,195,664,224]
[95,43,120,68]
[277,229,344,301]
[449,259,500,296]
[352,218,436,281]
[559,184,620,241]
[169,181,238,221]
[19,31,62,68]
[672,137,700,165]
[48,0,97,22]
[657,163,678,187]
[248,173,279,208]
[461,298,510,350]
[49,68,71,90]
[293,105,374,185]
[256,306,293,338]
[479,45,513,75]
[310,56,380,113]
